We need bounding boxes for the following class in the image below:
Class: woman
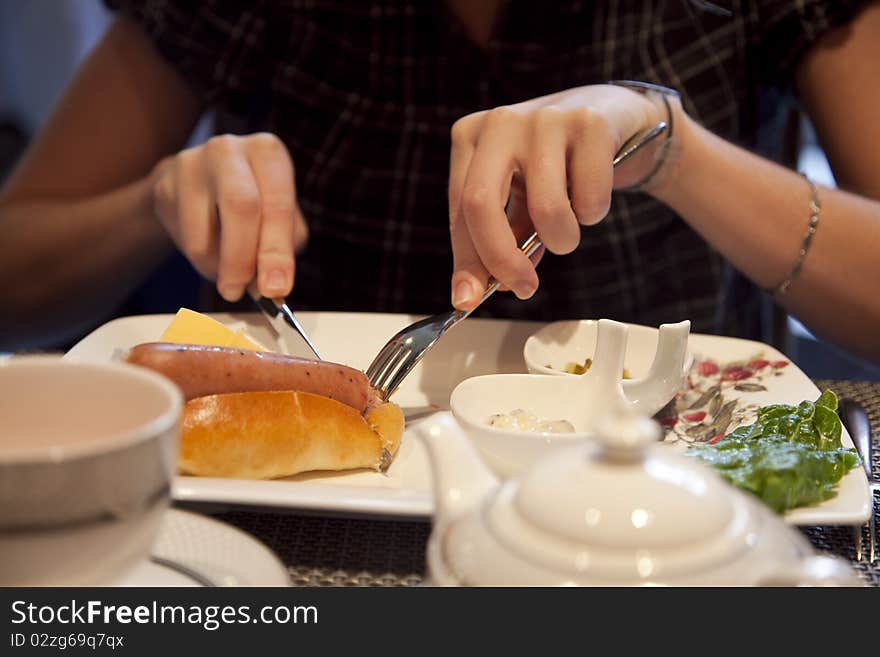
[1,0,878,359]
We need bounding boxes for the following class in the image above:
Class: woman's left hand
[448,84,666,309]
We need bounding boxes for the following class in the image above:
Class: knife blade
[839,398,876,563]
[246,282,323,360]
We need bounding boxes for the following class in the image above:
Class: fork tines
[366,342,414,399]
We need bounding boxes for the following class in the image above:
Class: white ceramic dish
[452,319,690,476]
[530,319,692,419]
[451,374,594,476]
[66,312,870,525]
[114,509,289,586]
[524,319,694,378]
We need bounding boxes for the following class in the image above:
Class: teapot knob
[595,411,661,462]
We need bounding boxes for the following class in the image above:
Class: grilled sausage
[126,342,371,412]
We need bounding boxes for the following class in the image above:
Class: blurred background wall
[0,0,110,181]
[0,0,109,135]
[0,0,877,378]
[0,0,204,350]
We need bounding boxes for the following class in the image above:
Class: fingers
[465,188,546,294]
[153,133,306,303]
[567,110,614,225]
[246,133,303,299]
[524,108,580,254]
[207,136,262,301]
[460,109,537,301]
[449,105,614,310]
[447,89,650,310]
[506,188,547,268]
[449,115,488,309]
[173,148,218,281]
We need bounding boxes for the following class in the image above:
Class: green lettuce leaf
[687,389,859,513]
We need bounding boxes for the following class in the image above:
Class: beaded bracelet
[769,173,821,296]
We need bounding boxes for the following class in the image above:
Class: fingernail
[513,281,536,300]
[452,280,476,307]
[264,269,288,296]
[218,283,243,302]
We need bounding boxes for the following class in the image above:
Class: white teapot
[417,411,860,586]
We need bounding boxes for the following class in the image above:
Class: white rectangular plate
[66,312,870,525]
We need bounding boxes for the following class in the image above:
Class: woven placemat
[802,380,879,587]
[209,511,430,587]
[210,380,880,587]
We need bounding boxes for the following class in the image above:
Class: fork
[366,119,669,400]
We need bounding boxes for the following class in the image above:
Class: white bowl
[452,319,691,477]
[449,374,598,477]
[524,319,692,379]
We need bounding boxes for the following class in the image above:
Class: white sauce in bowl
[486,409,575,434]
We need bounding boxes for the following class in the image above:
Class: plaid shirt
[108,0,866,337]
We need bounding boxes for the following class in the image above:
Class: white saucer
[114,509,290,587]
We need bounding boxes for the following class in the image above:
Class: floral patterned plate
[653,332,870,525]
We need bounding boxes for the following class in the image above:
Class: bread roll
[179,390,403,479]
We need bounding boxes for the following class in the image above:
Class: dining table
[194,378,880,588]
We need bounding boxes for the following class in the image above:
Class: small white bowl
[524,319,692,379]
[449,373,597,477]
[451,319,691,477]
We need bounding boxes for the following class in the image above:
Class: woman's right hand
[150,132,308,301]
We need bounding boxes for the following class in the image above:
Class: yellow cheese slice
[159,308,265,351]
[228,328,266,351]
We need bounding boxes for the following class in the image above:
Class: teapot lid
[439,412,770,584]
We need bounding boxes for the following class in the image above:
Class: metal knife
[246,282,323,360]
[839,398,876,563]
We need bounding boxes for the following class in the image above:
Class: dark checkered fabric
[106,0,867,336]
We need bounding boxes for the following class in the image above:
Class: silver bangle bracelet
[768,173,821,296]
[607,80,680,191]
